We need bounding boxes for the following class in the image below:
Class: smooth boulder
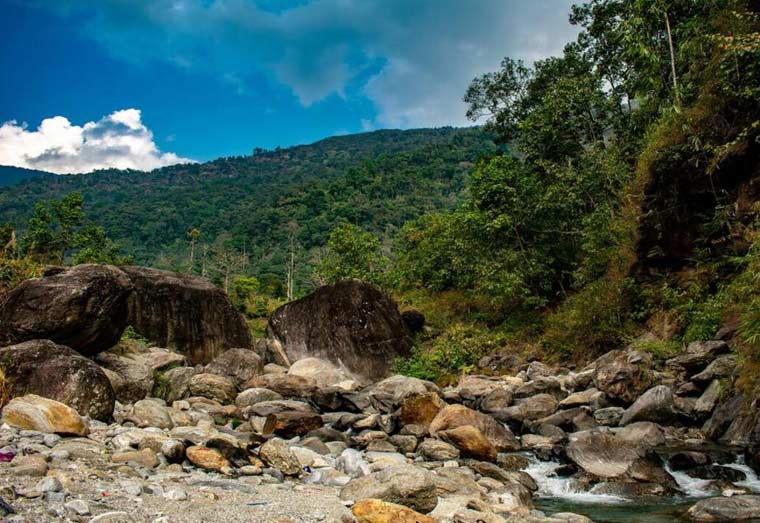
[430,404,520,451]
[268,280,413,381]
[0,340,115,420]
[0,264,133,355]
[340,464,438,513]
[2,394,88,436]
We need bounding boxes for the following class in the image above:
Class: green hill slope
[0,127,501,293]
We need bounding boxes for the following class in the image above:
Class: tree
[187,228,201,273]
[208,235,249,293]
[315,223,388,287]
[72,224,132,265]
[22,193,87,263]
[286,221,299,300]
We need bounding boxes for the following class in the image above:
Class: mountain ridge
[0,126,502,293]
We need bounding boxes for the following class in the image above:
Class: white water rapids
[522,453,760,504]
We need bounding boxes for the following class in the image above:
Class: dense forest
[2,0,759,385]
[0,128,502,295]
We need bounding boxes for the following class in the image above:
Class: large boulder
[667,341,731,374]
[430,404,520,451]
[688,495,760,521]
[1,394,89,436]
[0,265,133,355]
[340,464,438,513]
[121,266,252,365]
[205,348,264,389]
[593,349,654,404]
[0,340,115,420]
[96,351,155,404]
[267,280,413,381]
[619,385,677,426]
[566,430,642,478]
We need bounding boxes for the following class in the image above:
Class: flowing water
[522,454,760,523]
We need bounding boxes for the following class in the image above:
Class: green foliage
[629,337,681,361]
[315,223,389,287]
[22,192,84,263]
[72,224,133,265]
[120,326,149,344]
[541,277,634,360]
[394,324,509,382]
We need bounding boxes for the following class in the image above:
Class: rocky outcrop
[267,280,413,381]
[121,266,252,364]
[0,340,115,420]
[0,265,133,355]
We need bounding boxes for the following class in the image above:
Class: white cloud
[0,109,195,174]
[32,0,579,129]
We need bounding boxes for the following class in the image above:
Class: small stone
[10,455,48,477]
[64,499,90,515]
[186,445,230,472]
[36,477,62,494]
[163,488,188,501]
[112,448,159,468]
[90,512,136,523]
[123,483,143,496]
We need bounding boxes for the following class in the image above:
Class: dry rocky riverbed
[4,332,760,523]
[3,268,760,522]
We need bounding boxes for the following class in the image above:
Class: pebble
[163,488,188,501]
[64,498,91,515]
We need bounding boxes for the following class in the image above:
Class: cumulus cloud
[30,0,578,129]
[0,109,194,174]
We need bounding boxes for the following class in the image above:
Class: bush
[394,324,509,383]
[541,277,634,361]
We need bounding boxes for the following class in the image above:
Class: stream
[522,454,760,523]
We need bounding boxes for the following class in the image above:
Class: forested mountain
[0,127,501,294]
[0,166,53,187]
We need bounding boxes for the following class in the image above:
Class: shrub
[394,324,509,383]
[541,277,634,361]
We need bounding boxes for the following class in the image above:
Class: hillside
[0,127,501,293]
[0,166,53,187]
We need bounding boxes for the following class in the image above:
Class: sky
[0,0,578,173]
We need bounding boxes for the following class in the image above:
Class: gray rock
[339,464,438,513]
[594,407,625,426]
[417,438,460,461]
[268,280,413,381]
[688,495,760,521]
[188,373,237,403]
[205,348,264,389]
[64,499,90,515]
[620,386,676,425]
[694,380,722,417]
[90,512,137,523]
[593,349,653,404]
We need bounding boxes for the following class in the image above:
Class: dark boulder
[0,265,133,355]
[401,309,425,334]
[267,280,413,381]
[121,266,252,365]
[0,340,115,420]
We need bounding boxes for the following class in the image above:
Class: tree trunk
[664,10,679,102]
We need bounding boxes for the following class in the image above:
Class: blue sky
[0,0,577,173]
